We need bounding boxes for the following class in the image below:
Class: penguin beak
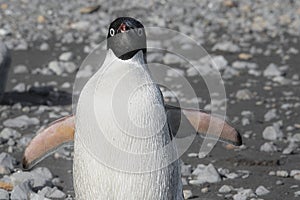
[22,115,75,169]
[118,23,127,33]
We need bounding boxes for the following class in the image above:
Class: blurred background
[0,0,300,199]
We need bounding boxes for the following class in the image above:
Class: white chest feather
[74,50,183,200]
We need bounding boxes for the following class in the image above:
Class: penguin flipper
[22,115,75,170]
[165,104,242,146]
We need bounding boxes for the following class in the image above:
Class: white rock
[190,164,221,185]
[294,174,300,181]
[292,133,300,142]
[233,189,255,200]
[48,61,63,75]
[223,67,239,79]
[10,167,52,188]
[0,152,16,171]
[236,89,253,100]
[3,115,40,128]
[0,128,21,140]
[212,55,228,70]
[163,53,182,65]
[255,186,270,196]
[40,43,49,51]
[290,170,300,177]
[183,190,193,199]
[59,52,73,61]
[147,53,163,63]
[0,188,9,199]
[186,62,212,77]
[62,62,77,73]
[263,63,282,77]
[225,172,239,179]
[295,191,300,197]
[201,187,209,193]
[13,83,26,92]
[38,186,66,198]
[70,21,90,30]
[51,177,64,188]
[166,68,185,77]
[212,41,240,53]
[276,170,289,177]
[0,29,10,36]
[262,126,281,141]
[11,180,34,200]
[32,167,53,181]
[232,61,258,70]
[268,171,276,176]
[61,82,71,89]
[264,109,277,122]
[276,180,283,185]
[283,142,298,155]
[219,185,233,193]
[14,65,29,74]
[181,164,192,176]
[260,142,277,152]
[30,192,51,200]
[0,165,11,174]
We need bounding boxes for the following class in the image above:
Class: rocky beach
[0,0,300,199]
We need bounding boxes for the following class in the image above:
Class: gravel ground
[0,0,300,199]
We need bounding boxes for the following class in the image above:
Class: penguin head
[107,17,146,60]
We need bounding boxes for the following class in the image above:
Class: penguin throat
[117,49,147,61]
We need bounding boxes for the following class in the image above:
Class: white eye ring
[110,28,115,36]
[137,28,143,36]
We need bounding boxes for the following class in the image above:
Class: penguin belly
[74,51,183,200]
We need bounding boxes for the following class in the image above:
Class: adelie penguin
[23,17,242,199]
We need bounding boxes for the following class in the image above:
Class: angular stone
[38,186,66,198]
[0,152,16,171]
[48,61,63,76]
[233,189,255,200]
[255,186,270,196]
[264,109,277,122]
[0,188,9,199]
[3,115,40,128]
[283,142,298,154]
[260,142,277,152]
[236,89,253,100]
[0,128,21,140]
[262,126,282,141]
[14,65,29,74]
[190,164,221,185]
[219,185,233,193]
[10,167,53,188]
[263,63,282,77]
[276,170,289,177]
[11,180,34,200]
[212,41,240,53]
[183,190,193,199]
[59,52,73,61]
[212,55,228,70]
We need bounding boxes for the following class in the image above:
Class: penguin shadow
[0,86,72,106]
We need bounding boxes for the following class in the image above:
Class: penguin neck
[103,49,147,71]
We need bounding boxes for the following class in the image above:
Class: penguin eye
[110,28,115,36]
[137,28,143,36]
